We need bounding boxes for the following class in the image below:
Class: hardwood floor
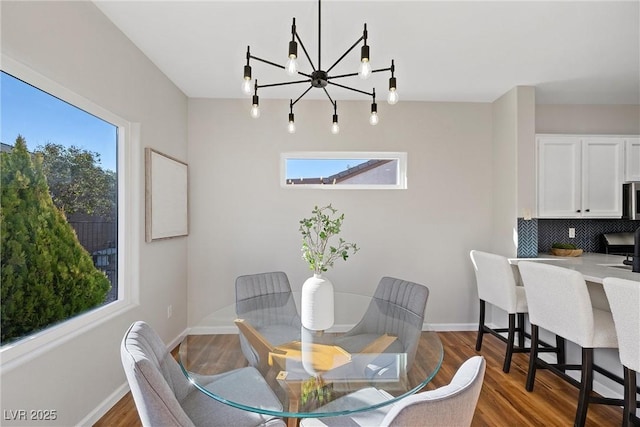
[95,331,624,426]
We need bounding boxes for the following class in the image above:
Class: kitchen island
[509,252,638,399]
[510,252,639,311]
[511,252,639,283]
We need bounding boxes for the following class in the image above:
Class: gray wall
[187,98,494,328]
[537,104,640,134]
[1,1,188,425]
[491,86,536,257]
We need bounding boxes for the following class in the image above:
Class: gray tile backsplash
[518,218,639,256]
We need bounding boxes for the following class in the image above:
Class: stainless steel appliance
[603,232,635,255]
[622,182,640,220]
[621,227,640,273]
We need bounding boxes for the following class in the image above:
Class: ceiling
[94,0,640,105]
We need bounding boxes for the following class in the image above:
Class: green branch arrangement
[299,204,359,275]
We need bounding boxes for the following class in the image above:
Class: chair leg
[623,366,638,427]
[575,347,593,427]
[476,300,486,351]
[517,313,525,348]
[526,324,539,392]
[556,335,566,372]
[503,313,516,373]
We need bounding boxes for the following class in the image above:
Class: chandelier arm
[250,55,286,70]
[325,36,365,74]
[295,33,317,72]
[291,85,314,106]
[251,54,313,78]
[326,72,359,80]
[322,87,335,105]
[327,81,374,97]
[371,66,393,74]
[257,79,311,90]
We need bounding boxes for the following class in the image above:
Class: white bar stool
[519,261,621,427]
[470,250,531,372]
[603,277,640,427]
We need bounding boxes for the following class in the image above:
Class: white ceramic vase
[301,274,334,331]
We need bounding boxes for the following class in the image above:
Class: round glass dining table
[179,292,443,426]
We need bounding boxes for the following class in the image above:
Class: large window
[0,58,137,365]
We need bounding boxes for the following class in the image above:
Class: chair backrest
[469,250,519,312]
[121,321,195,427]
[382,355,486,427]
[235,271,301,368]
[235,271,301,327]
[603,277,640,372]
[518,261,595,347]
[348,277,429,369]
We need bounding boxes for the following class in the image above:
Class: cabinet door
[582,138,623,218]
[625,138,640,181]
[537,136,581,218]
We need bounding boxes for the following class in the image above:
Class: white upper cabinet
[537,136,582,218]
[537,135,624,218]
[581,137,623,217]
[625,137,640,181]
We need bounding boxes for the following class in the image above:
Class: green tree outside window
[1,136,110,344]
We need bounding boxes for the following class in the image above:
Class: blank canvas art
[145,148,188,242]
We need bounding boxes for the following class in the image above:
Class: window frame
[280,151,408,190]
[0,55,140,372]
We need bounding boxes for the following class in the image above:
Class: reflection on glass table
[179,292,443,427]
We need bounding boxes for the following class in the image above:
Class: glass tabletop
[179,292,443,420]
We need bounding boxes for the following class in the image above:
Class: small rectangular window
[281,152,407,189]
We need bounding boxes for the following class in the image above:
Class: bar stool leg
[476,300,486,351]
[575,347,594,427]
[526,324,539,392]
[623,366,638,427]
[517,313,525,348]
[503,313,516,373]
[556,335,566,372]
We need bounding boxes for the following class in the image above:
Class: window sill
[0,298,138,374]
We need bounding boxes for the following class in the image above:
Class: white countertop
[510,252,640,284]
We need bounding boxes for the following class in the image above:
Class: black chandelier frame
[243,0,397,132]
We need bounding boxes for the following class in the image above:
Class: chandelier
[242,0,398,134]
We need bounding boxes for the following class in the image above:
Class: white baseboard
[79,382,130,426]
[424,323,477,331]
[167,327,190,349]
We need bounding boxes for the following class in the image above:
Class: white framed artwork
[145,148,188,242]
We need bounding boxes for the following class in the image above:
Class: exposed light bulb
[287,39,298,76]
[359,60,372,79]
[286,56,298,76]
[388,88,399,105]
[369,111,379,126]
[250,104,260,119]
[331,122,340,134]
[288,121,296,134]
[241,78,252,95]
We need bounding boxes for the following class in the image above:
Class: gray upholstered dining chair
[121,321,286,427]
[519,261,619,427]
[300,355,486,427]
[470,250,529,373]
[603,277,640,427]
[235,271,301,369]
[335,276,429,371]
